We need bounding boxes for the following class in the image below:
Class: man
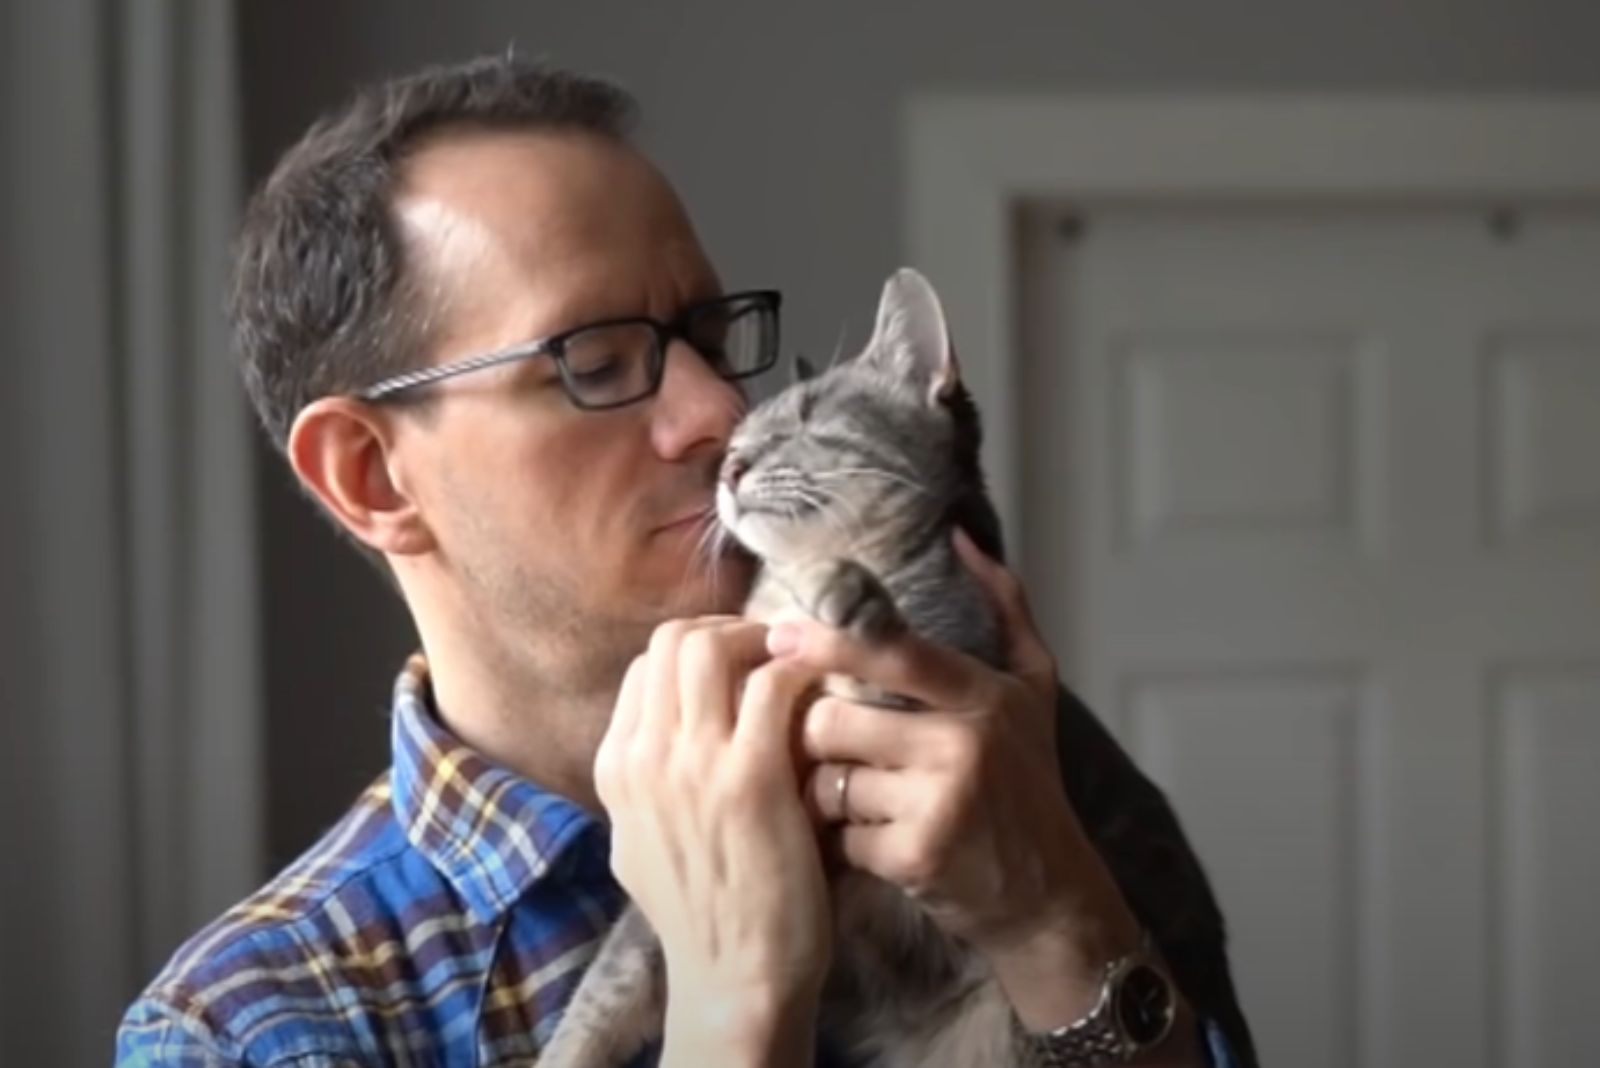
[117,56,1252,1067]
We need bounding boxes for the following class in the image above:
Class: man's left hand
[766,529,1145,1026]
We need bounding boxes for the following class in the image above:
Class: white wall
[239,0,1600,861]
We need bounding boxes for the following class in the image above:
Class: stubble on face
[444,447,752,700]
[391,130,756,703]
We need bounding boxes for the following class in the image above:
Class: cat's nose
[721,456,747,489]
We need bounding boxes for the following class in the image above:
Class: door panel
[1020,204,1600,1068]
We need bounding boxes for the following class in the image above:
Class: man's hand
[594,617,831,1068]
[772,532,1201,1061]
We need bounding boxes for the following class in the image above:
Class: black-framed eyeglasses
[355,290,782,410]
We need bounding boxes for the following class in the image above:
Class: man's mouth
[656,513,706,534]
[655,497,722,535]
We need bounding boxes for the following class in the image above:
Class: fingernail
[767,624,801,657]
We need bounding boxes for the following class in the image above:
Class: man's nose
[650,339,743,459]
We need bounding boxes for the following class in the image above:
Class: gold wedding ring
[835,765,854,822]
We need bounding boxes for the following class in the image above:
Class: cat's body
[540,269,1257,1068]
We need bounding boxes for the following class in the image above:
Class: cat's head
[716,268,1000,567]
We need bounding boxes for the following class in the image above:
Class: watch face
[1114,963,1175,1046]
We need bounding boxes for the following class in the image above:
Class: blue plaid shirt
[116,655,1238,1066]
[116,656,636,1065]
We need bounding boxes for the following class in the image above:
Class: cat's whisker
[793,482,864,538]
[827,321,850,370]
[814,466,932,498]
[673,505,731,602]
[690,508,722,560]
[708,518,736,570]
[674,517,710,596]
[705,515,734,571]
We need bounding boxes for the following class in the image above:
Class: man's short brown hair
[231,55,637,453]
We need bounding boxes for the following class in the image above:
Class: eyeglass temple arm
[357,340,555,401]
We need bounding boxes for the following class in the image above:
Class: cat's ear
[791,353,817,384]
[861,267,961,405]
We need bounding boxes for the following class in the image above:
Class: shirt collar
[389,654,607,922]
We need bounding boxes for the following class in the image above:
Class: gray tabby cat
[541,269,1258,1068]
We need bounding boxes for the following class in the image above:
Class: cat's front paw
[802,558,906,644]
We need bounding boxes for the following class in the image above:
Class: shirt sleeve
[115,997,243,1067]
[1202,1015,1242,1067]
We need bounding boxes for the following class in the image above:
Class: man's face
[389,129,755,679]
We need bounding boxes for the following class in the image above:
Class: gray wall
[239,0,1600,866]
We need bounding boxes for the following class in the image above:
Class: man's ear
[287,397,436,557]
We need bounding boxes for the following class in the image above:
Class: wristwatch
[1010,941,1178,1066]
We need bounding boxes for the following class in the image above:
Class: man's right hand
[594,617,832,1068]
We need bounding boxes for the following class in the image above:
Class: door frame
[905,94,1600,539]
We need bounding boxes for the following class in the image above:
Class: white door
[1018,203,1600,1068]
